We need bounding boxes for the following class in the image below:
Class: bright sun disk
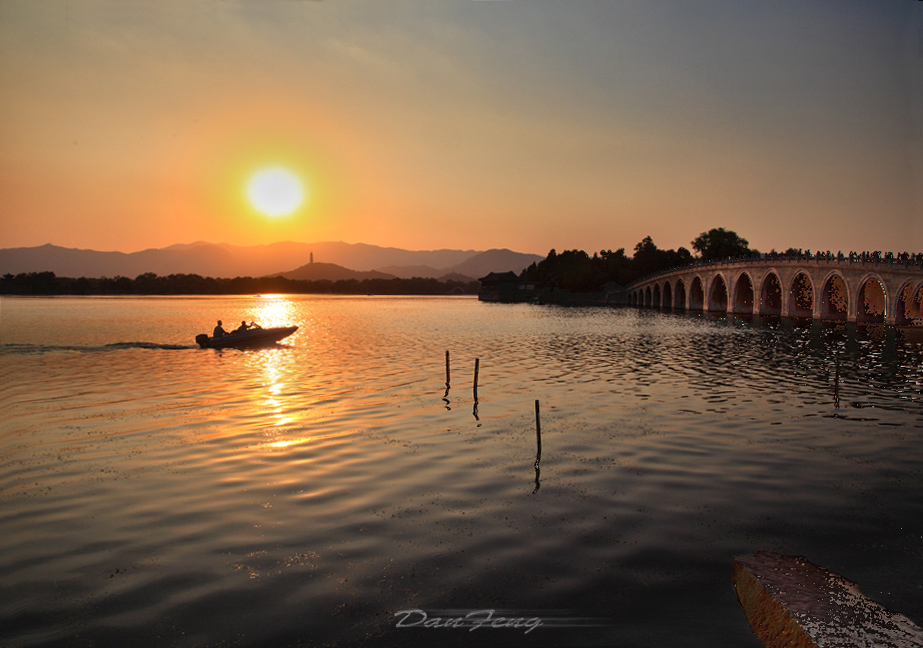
[247,167,305,217]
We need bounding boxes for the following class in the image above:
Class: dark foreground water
[2,295,922,647]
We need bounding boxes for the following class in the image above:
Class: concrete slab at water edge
[733,551,923,648]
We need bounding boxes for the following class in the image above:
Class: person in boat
[233,321,262,334]
[213,320,228,338]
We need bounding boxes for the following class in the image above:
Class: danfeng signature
[393,608,543,634]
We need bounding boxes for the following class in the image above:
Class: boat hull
[195,326,297,349]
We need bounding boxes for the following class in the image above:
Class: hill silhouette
[271,262,395,281]
[0,242,540,279]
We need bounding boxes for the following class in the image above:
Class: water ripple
[1,297,922,647]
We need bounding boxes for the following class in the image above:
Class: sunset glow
[0,2,920,253]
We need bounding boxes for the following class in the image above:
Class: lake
[2,295,922,647]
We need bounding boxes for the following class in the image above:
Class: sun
[246,167,306,217]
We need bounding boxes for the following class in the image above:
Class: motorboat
[195,326,297,349]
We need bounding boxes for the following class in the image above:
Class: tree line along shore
[0,271,481,296]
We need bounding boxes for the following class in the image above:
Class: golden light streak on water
[252,294,298,330]
[265,438,314,449]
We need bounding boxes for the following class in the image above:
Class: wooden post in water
[443,350,451,406]
[472,358,480,421]
[533,399,542,493]
[473,358,479,400]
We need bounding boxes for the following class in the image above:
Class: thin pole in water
[472,358,480,421]
[473,358,479,400]
[443,350,451,407]
[533,399,542,493]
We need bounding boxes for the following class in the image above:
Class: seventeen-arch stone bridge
[627,253,923,326]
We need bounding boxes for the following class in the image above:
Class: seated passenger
[234,320,251,333]
[213,320,227,338]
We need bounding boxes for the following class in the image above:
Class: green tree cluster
[521,228,753,293]
[691,227,755,261]
[522,236,693,291]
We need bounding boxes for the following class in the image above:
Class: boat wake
[104,342,193,351]
[2,342,195,355]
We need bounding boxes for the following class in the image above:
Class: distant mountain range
[0,242,542,282]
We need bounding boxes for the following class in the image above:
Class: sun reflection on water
[266,437,314,449]
[235,295,323,449]
[248,355,293,430]
[251,294,298,330]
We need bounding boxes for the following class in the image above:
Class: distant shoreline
[0,272,481,296]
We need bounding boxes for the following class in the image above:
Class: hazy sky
[1,0,921,256]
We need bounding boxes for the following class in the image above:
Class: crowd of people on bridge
[762,250,923,266]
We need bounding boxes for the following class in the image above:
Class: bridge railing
[629,251,923,288]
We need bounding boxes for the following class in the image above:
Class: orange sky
[1,1,921,256]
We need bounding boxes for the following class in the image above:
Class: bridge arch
[709,274,729,312]
[689,276,705,311]
[856,275,887,324]
[789,272,814,318]
[896,281,923,326]
[624,256,922,326]
[759,272,783,316]
[674,279,687,310]
[820,271,849,321]
[732,271,755,314]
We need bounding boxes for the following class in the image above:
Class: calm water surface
[2,295,922,647]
